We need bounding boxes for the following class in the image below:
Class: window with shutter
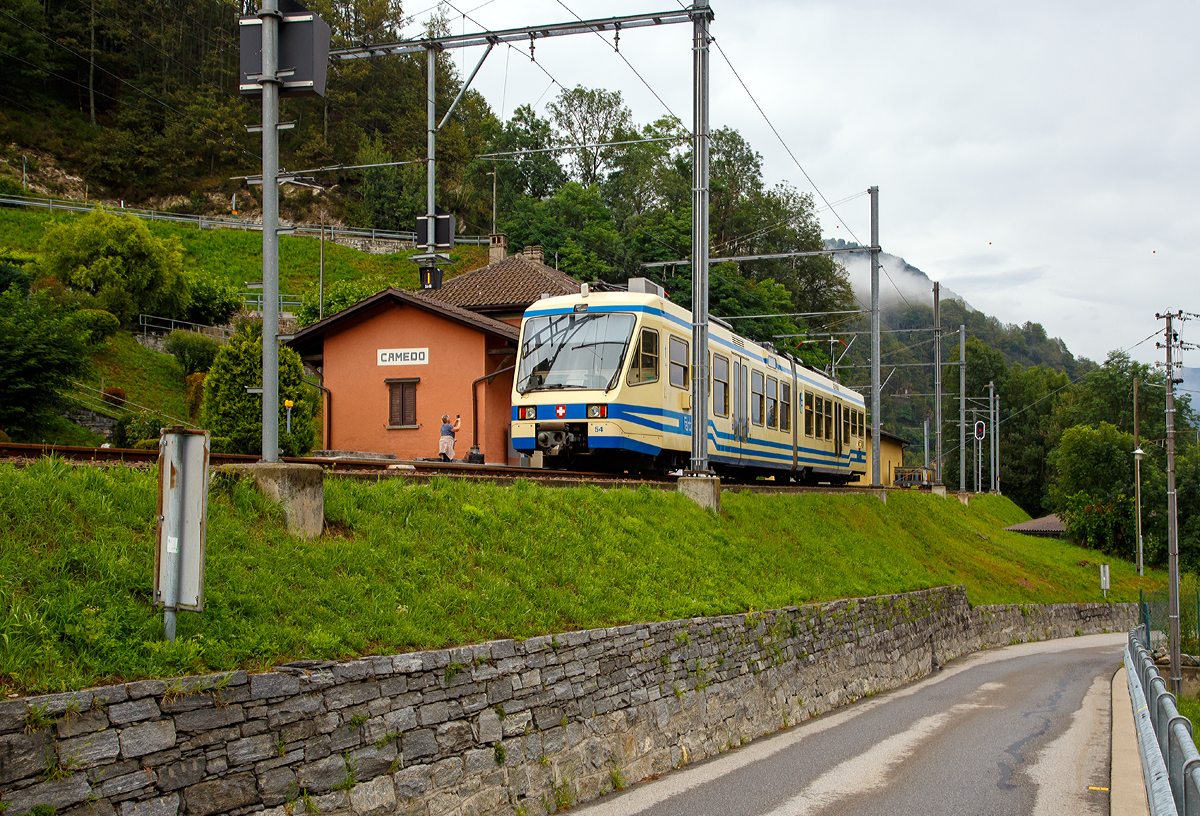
[385,378,420,428]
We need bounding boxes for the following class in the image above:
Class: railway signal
[974,420,985,440]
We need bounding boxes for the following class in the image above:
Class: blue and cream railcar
[509,289,867,482]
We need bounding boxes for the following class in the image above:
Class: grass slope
[0,207,487,295]
[81,332,190,423]
[0,461,1163,695]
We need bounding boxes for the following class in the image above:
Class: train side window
[766,377,778,428]
[814,396,824,438]
[850,409,858,437]
[713,354,729,416]
[805,392,814,436]
[859,410,865,436]
[751,371,764,425]
[626,328,659,386]
[781,383,791,432]
[668,337,689,388]
[824,398,834,441]
[843,403,850,441]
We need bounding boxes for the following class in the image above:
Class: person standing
[439,413,461,461]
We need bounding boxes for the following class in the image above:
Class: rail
[0,193,489,245]
[1128,626,1200,815]
[137,314,234,342]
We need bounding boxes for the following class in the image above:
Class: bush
[70,308,120,348]
[166,330,221,376]
[0,263,30,295]
[0,427,9,443]
[178,272,242,327]
[125,410,168,443]
[132,438,160,450]
[201,321,314,456]
[209,435,232,453]
[102,386,127,407]
[112,414,132,448]
[185,372,206,419]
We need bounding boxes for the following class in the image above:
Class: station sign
[378,348,429,366]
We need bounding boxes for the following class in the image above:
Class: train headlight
[586,404,607,419]
[519,406,536,420]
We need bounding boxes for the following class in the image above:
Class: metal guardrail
[0,193,489,245]
[138,314,234,341]
[1129,626,1200,815]
[238,292,303,312]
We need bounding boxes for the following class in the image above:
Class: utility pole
[319,225,325,321]
[923,417,929,468]
[994,388,1001,494]
[688,1,713,474]
[988,380,995,491]
[870,186,881,486]
[259,0,281,464]
[1158,311,1183,696]
[426,45,437,260]
[959,325,966,492]
[1135,377,1143,576]
[933,282,942,485]
[488,169,497,234]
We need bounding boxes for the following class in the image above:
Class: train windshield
[516,311,636,394]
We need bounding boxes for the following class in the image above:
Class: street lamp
[1135,447,1145,577]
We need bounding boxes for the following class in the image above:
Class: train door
[731,357,750,465]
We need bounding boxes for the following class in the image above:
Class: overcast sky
[407,0,1198,368]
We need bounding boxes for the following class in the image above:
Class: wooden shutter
[389,384,402,426]
[402,382,417,426]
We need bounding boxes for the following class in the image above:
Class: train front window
[517,312,636,393]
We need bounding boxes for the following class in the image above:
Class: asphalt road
[575,633,1124,816]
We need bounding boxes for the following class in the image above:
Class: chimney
[489,233,507,265]
[522,245,544,265]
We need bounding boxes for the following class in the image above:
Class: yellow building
[864,428,909,486]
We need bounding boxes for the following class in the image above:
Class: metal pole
[933,282,942,485]
[923,417,929,468]
[688,1,712,474]
[994,390,1001,494]
[491,169,497,234]
[959,325,966,492]
[869,186,881,486]
[1161,311,1181,695]
[427,45,437,256]
[988,380,995,491]
[260,0,280,464]
[1135,377,1143,576]
[163,437,185,641]
[319,226,325,320]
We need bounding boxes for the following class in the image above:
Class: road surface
[575,633,1123,816]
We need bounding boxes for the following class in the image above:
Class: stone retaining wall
[0,587,1134,816]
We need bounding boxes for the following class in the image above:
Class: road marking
[1089,786,1110,791]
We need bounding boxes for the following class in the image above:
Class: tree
[0,288,91,438]
[36,209,188,323]
[297,277,388,328]
[547,86,633,188]
[501,183,626,282]
[492,105,568,211]
[201,322,315,456]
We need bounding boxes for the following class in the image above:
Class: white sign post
[1100,564,1110,599]
[155,428,211,640]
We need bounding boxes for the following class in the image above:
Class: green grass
[79,332,190,423]
[0,461,1164,695]
[32,414,105,447]
[0,206,487,296]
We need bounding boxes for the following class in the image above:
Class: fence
[1142,588,1200,655]
[137,314,234,342]
[0,193,489,245]
[1129,626,1200,815]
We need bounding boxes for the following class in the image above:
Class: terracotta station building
[288,239,580,464]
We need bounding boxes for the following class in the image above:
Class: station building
[286,241,580,464]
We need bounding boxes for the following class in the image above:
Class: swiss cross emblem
[555,405,567,418]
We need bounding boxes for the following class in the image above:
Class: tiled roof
[287,287,518,360]
[425,255,582,312]
[1004,514,1066,537]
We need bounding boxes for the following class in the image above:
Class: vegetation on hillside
[0,459,1161,695]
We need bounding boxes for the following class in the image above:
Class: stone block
[120,721,176,758]
[475,709,501,744]
[0,729,52,784]
[59,729,121,768]
[108,699,162,726]
[119,794,179,816]
[2,772,93,813]
[173,706,244,733]
[218,463,323,539]
[125,681,167,700]
[325,682,380,711]
[64,797,117,816]
[258,766,295,807]
[348,743,396,780]
[296,754,347,792]
[416,702,447,727]
[435,721,473,755]
[183,773,258,816]
[392,764,431,800]
[401,729,437,762]
[266,695,322,729]
[157,757,206,792]
[383,707,416,734]
[251,673,301,700]
[100,768,157,797]
[677,475,721,511]
[349,775,395,815]
[57,709,110,739]
[227,734,276,767]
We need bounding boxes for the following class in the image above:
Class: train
[509,281,868,483]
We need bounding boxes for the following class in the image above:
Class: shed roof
[287,287,519,361]
[1004,514,1067,537]
[425,255,581,312]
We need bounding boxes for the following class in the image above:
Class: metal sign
[378,348,430,366]
[154,430,211,625]
[974,420,986,440]
[1100,563,1110,597]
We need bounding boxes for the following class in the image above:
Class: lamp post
[1135,447,1145,577]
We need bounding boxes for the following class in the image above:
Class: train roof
[522,291,864,406]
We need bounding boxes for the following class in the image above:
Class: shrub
[0,263,30,295]
[166,330,221,376]
[185,372,206,419]
[125,410,168,443]
[102,386,127,407]
[201,321,314,456]
[132,438,160,450]
[0,427,10,443]
[209,436,232,453]
[178,272,242,327]
[112,414,133,448]
[70,308,120,348]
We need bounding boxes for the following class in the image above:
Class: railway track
[0,442,917,496]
